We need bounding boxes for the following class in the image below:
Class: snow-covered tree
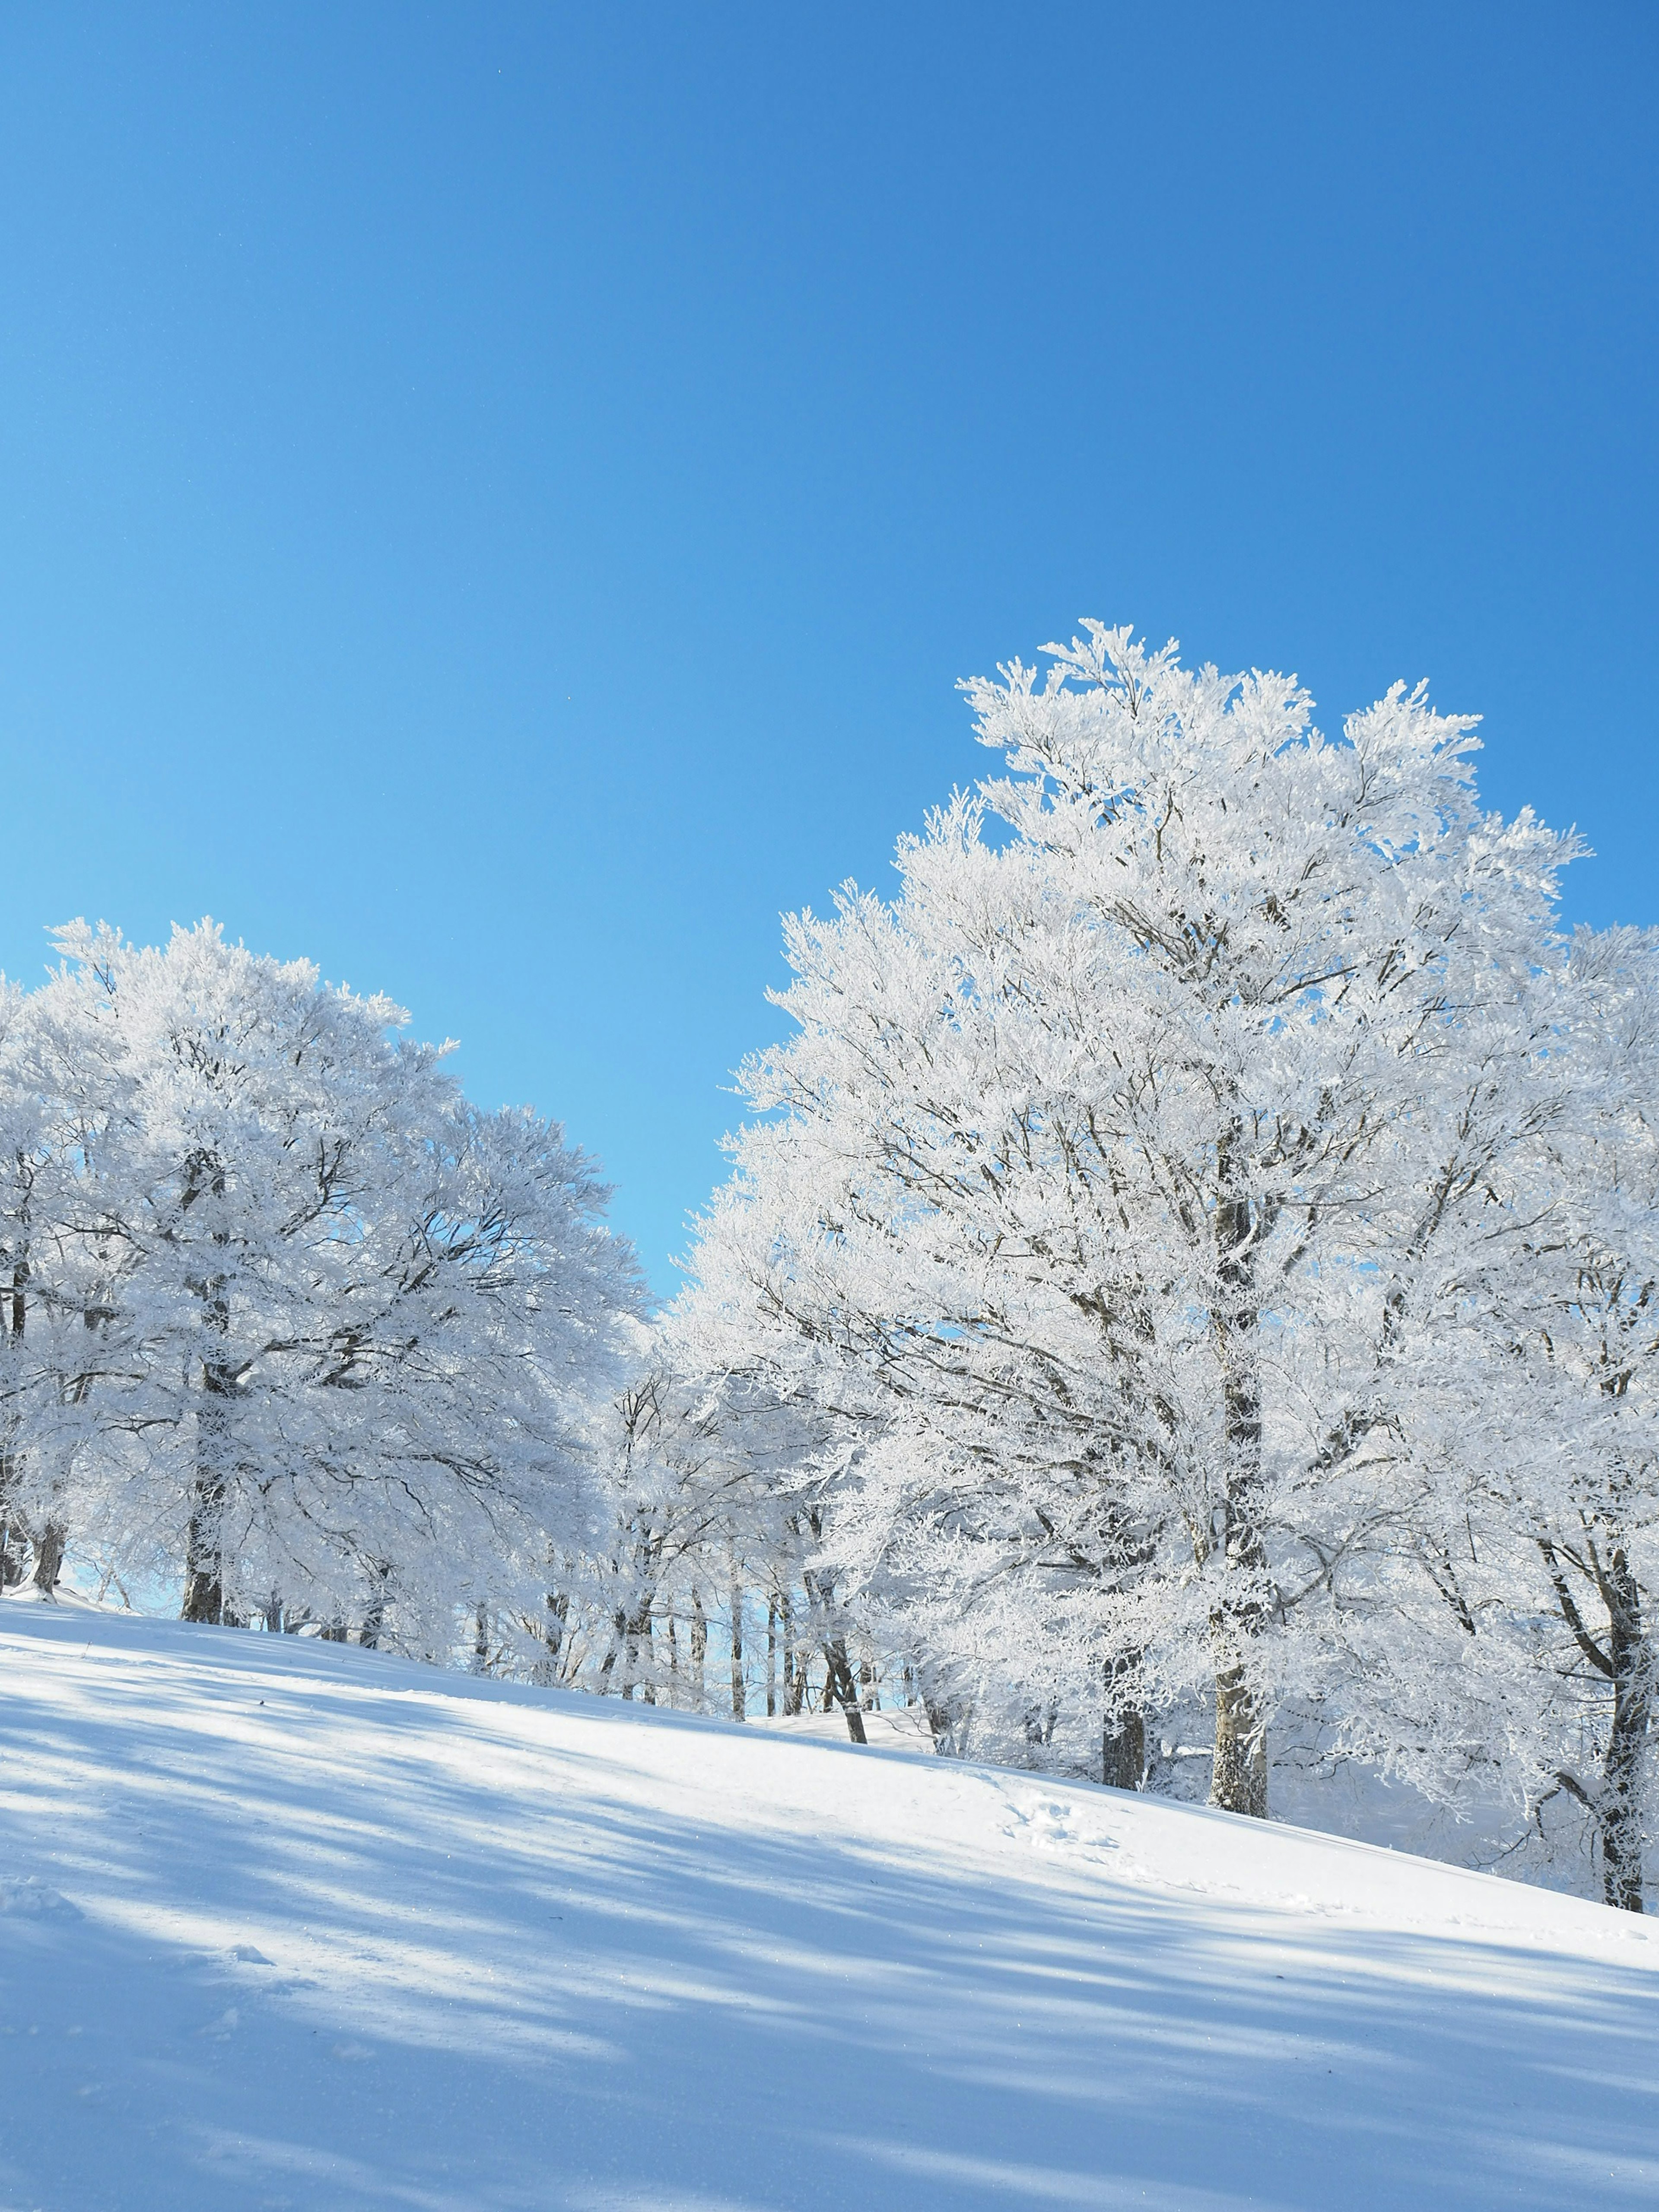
[0,973,60,1595]
[542,1346,880,1735]
[1370,927,1659,1908]
[677,624,1583,1816]
[6,921,642,1642]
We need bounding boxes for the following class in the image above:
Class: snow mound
[2,1600,1655,2211]
[0,1875,82,1919]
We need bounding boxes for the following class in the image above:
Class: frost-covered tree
[540,1347,880,1735]
[1518,930,1659,1907]
[678,624,1582,1816]
[1371,927,1659,1908]
[6,921,641,1641]
[0,974,60,1595]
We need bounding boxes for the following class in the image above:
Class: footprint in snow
[1004,1796,1121,1861]
[1011,1799,1082,1848]
[229,1944,273,1964]
[331,2040,375,2062]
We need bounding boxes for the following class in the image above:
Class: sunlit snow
[2,1598,1655,2211]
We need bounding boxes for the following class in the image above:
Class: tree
[10,920,641,1640]
[1375,927,1659,1910]
[678,624,1580,1815]
[567,1348,874,1733]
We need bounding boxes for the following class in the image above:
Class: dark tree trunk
[801,1546,867,1744]
[181,1476,226,1624]
[1103,1709,1145,1792]
[819,1637,868,1745]
[543,1589,569,1677]
[1211,1655,1269,1817]
[1600,1548,1649,1913]
[1540,1534,1649,1913]
[1101,1648,1145,1789]
[31,1519,66,1597]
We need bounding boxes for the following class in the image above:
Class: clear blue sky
[2,5,1655,1295]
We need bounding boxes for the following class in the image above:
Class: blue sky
[2,4,1654,1295]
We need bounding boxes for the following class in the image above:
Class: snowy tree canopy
[0,920,643,1648]
[674,623,1656,1901]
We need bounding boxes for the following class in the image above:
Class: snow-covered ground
[3,1599,1656,2212]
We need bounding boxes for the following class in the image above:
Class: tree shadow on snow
[2,1607,1656,2212]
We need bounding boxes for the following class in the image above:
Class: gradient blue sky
[2,5,1655,1294]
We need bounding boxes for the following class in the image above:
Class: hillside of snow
[3,1599,1656,2212]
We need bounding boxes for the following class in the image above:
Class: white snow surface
[2,1599,1656,2211]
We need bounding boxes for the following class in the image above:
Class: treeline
[4,623,1656,1915]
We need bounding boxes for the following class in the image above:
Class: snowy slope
[2,1600,1656,2212]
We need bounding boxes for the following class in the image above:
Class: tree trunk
[1600,1548,1649,1913]
[181,1476,226,1623]
[1211,1658,1269,1818]
[182,1335,236,1625]
[781,1588,802,1713]
[801,1548,867,1744]
[543,1589,569,1679]
[1540,1534,1649,1913]
[729,1569,745,1720]
[1024,1703,1057,1751]
[31,1519,66,1597]
[1101,1648,1145,1789]
[1102,1709,1145,1792]
[690,1586,707,1709]
[1,1266,29,1589]
[0,1443,24,1587]
[766,1597,778,1716]
[819,1636,868,1745]
[359,1564,391,1650]
[1208,1164,1270,1817]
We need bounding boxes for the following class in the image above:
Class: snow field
[2,1598,1656,2211]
